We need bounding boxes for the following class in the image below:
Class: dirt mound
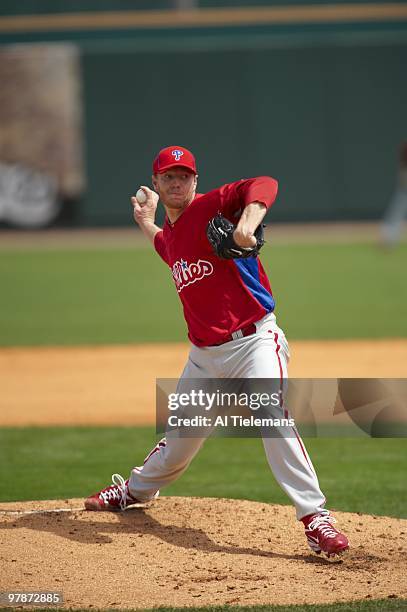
[0,497,406,608]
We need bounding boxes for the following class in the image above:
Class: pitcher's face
[152,168,197,211]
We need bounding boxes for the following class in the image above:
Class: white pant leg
[223,313,326,519]
[381,187,407,245]
[129,312,326,517]
[128,351,215,502]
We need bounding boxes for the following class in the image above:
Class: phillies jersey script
[154,177,278,346]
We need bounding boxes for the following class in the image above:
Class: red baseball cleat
[84,474,156,511]
[303,511,349,558]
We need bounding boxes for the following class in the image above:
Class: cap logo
[171,149,184,162]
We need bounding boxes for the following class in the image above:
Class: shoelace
[100,473,128,510]
[307,513,339,539]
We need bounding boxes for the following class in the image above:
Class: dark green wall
[0,0,389,15]
[81,42,407,225]
[1,2,406,224]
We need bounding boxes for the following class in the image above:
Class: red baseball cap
[153,146,197,175]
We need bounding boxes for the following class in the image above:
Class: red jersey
[154,176,278,347]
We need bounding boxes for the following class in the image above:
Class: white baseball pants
[128,313,326,520]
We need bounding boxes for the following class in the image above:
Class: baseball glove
[206,214,265,259]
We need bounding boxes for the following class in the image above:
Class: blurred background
[0,2,406,516]
[0,0,406,227]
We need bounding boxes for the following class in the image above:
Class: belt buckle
[231,329,244,340]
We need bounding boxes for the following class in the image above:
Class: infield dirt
[1,339,407,426]
[0,497,406,608]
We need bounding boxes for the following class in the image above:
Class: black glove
[206,214,265,260]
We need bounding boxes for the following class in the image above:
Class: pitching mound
[1,497,406,608]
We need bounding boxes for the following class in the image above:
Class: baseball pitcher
[85,146,349,558]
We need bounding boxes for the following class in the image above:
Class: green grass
[141,605,407,612]
[127,603,407,612]
[2,601,404,612]
[0,427,405,518]
[0,243,406,345]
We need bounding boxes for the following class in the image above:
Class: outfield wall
[81,41,407,226]
[0,3,406,225]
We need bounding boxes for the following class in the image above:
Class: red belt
[210,322,257,346]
